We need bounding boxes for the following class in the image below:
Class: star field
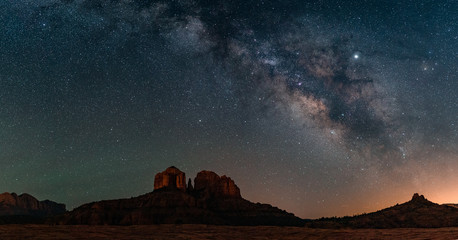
[0,0,457,218]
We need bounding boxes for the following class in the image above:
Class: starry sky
[0,0,457,218]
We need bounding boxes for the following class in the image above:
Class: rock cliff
[194,171,241,198]
[154,166,186,191]
[0,192,66,224]
[0,192,66,217]
[57,167,303,226]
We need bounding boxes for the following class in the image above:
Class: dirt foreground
[1,224,458,239]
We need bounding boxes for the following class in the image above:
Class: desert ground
[1,225,458,240]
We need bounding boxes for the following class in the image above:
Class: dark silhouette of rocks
[187,178,194,193]
[307,193,458,228]
[410,193,428,203]
[57,167,304,226]
[443,204,458,209]
[194,171,241,198]
[0,192,66,224]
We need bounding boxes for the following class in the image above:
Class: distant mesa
[57,166,303,226]
[0,192,66,224]
[0,192,66,216]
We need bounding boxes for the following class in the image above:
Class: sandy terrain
[1,224,458,240]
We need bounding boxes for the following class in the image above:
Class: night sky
[1,0,457,219]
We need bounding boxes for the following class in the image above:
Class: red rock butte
[154,166,186,192]
[153,167,241,198]
[56,166,304,226]
[194,170,241,198]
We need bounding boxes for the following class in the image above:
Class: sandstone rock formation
[194,171,241,198]
[0,192,66,224]
[57,167,303,226]
[154,166,186,192]
[307,193,458,228]
[411,193,426,202]
[186,178,193,193]
[0,192,66,216]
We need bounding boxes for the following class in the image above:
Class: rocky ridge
[58,166,303,226]
[0,192,66,224]
[307,193,458,228]
[0,192,66,217]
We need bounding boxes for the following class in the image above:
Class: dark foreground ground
[1,224,458,240]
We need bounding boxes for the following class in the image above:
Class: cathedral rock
[57,166,304,226]
[194,171,241,198]
[154,166,186,192]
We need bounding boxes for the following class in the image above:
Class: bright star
[352,51,361,60]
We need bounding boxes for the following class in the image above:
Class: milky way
[0,0,457,218]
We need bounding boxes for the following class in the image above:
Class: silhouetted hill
[308,193,458,228]
[443,204,458,209]
[57,167,304,226]
[0,192,66,224]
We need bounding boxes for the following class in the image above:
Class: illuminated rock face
[194,170,241,198]
[0,192,66,217]
[154,166,186,192]
[58,167,304,226]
